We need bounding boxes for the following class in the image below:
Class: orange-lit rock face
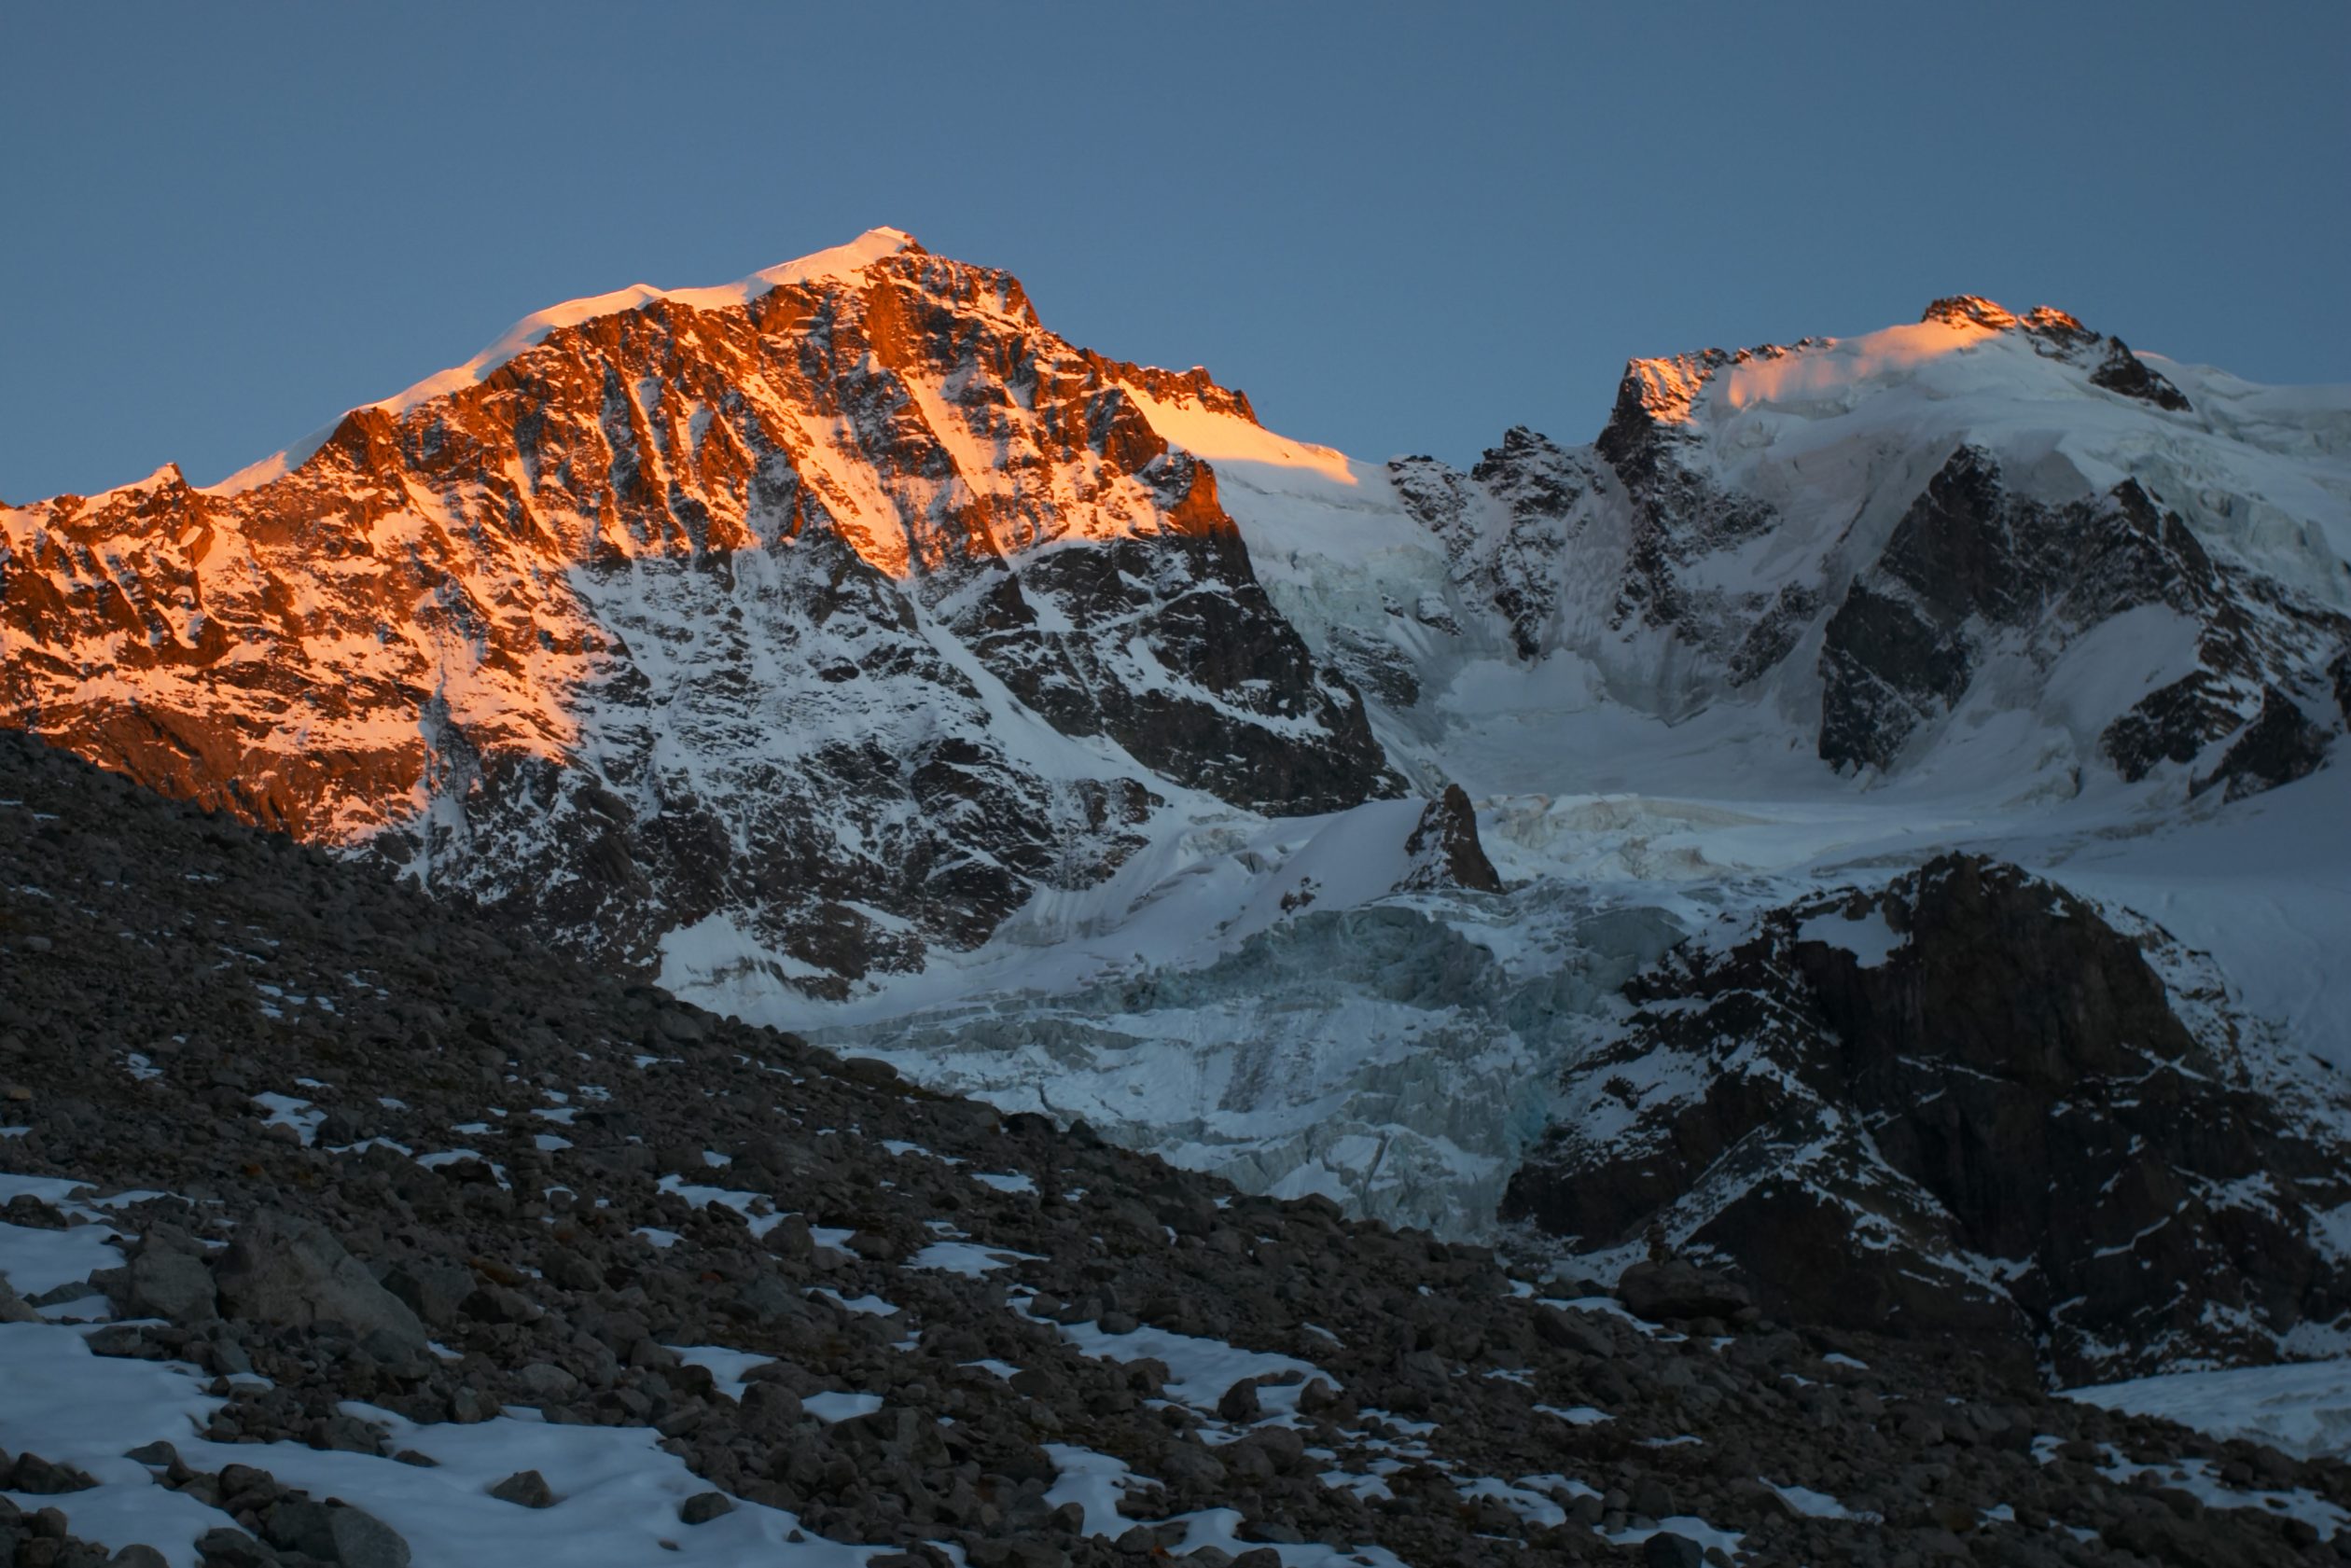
[1918,295,2089,338]
[0,241,1397,989]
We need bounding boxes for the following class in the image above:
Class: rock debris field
[2,730,2346,1566]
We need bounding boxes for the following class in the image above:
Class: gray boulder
[1643,1533,1704,1568]
[383,1259,473,1327]
[327,1504,413,1568]
[489,1469,555,1508]
[1616,1259,1752,1324]
[210,1210,427,1354]
[0,1274,40,1324]
[514,1362,579,1403]
[112,1245,218,1324]
[261,1497,410,1568]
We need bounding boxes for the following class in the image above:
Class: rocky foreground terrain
[4,742,2350,1567]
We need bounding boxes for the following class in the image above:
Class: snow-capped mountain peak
[1918,293,2090,336]
[1611,294,2194,456]
[376,225,929,419]
[208,228,931,499]
[0,230,1411,1000]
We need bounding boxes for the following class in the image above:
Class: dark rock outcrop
[1819,446,2347,779]
[2091,337,2193,410]
[1815,577,1973,771]
[1388,429,1590,663]
[955,520,1398,814]
[2191,686,2333,801]
[1506,854,2351,1382]
[1616,1259,1752,1325]
[1396,783,1503,894]
[1593,351,1781,643]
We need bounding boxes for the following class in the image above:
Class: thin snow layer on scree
[0,1326,889,1568]
[0,1169,1579,1568]
[0,1185,958,1567]
[0,1179,894,1568]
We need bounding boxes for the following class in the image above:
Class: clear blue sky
[3,2,2344,501]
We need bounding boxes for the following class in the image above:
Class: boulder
[210,1210,427,1355]
[109,1245,218,1324]
[489,1469,555,1508]
[327,1506,412,1568]
[1617,1260,1751,1324]
[1642,1533,1704,1568]
[9,1452,96,1493]
[0,1276,40,1325]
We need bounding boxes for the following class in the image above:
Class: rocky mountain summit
[1375,298,2351,794]
[7,733,2351,1565]
[0,230,1402,995]
[3,230,2344,1021]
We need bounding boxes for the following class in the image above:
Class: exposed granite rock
[2091,336,2193,412]
[100,1236,218,1325]
[1396,784,1503,894]
[1389,429,1589,663]
[1819,445,2347,780]
[1593,351,1781,640]
[212,1210,430,1358]
[1816,576,1972,771]
[956,520,1398,815]
[1616,1259,1752,1325]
